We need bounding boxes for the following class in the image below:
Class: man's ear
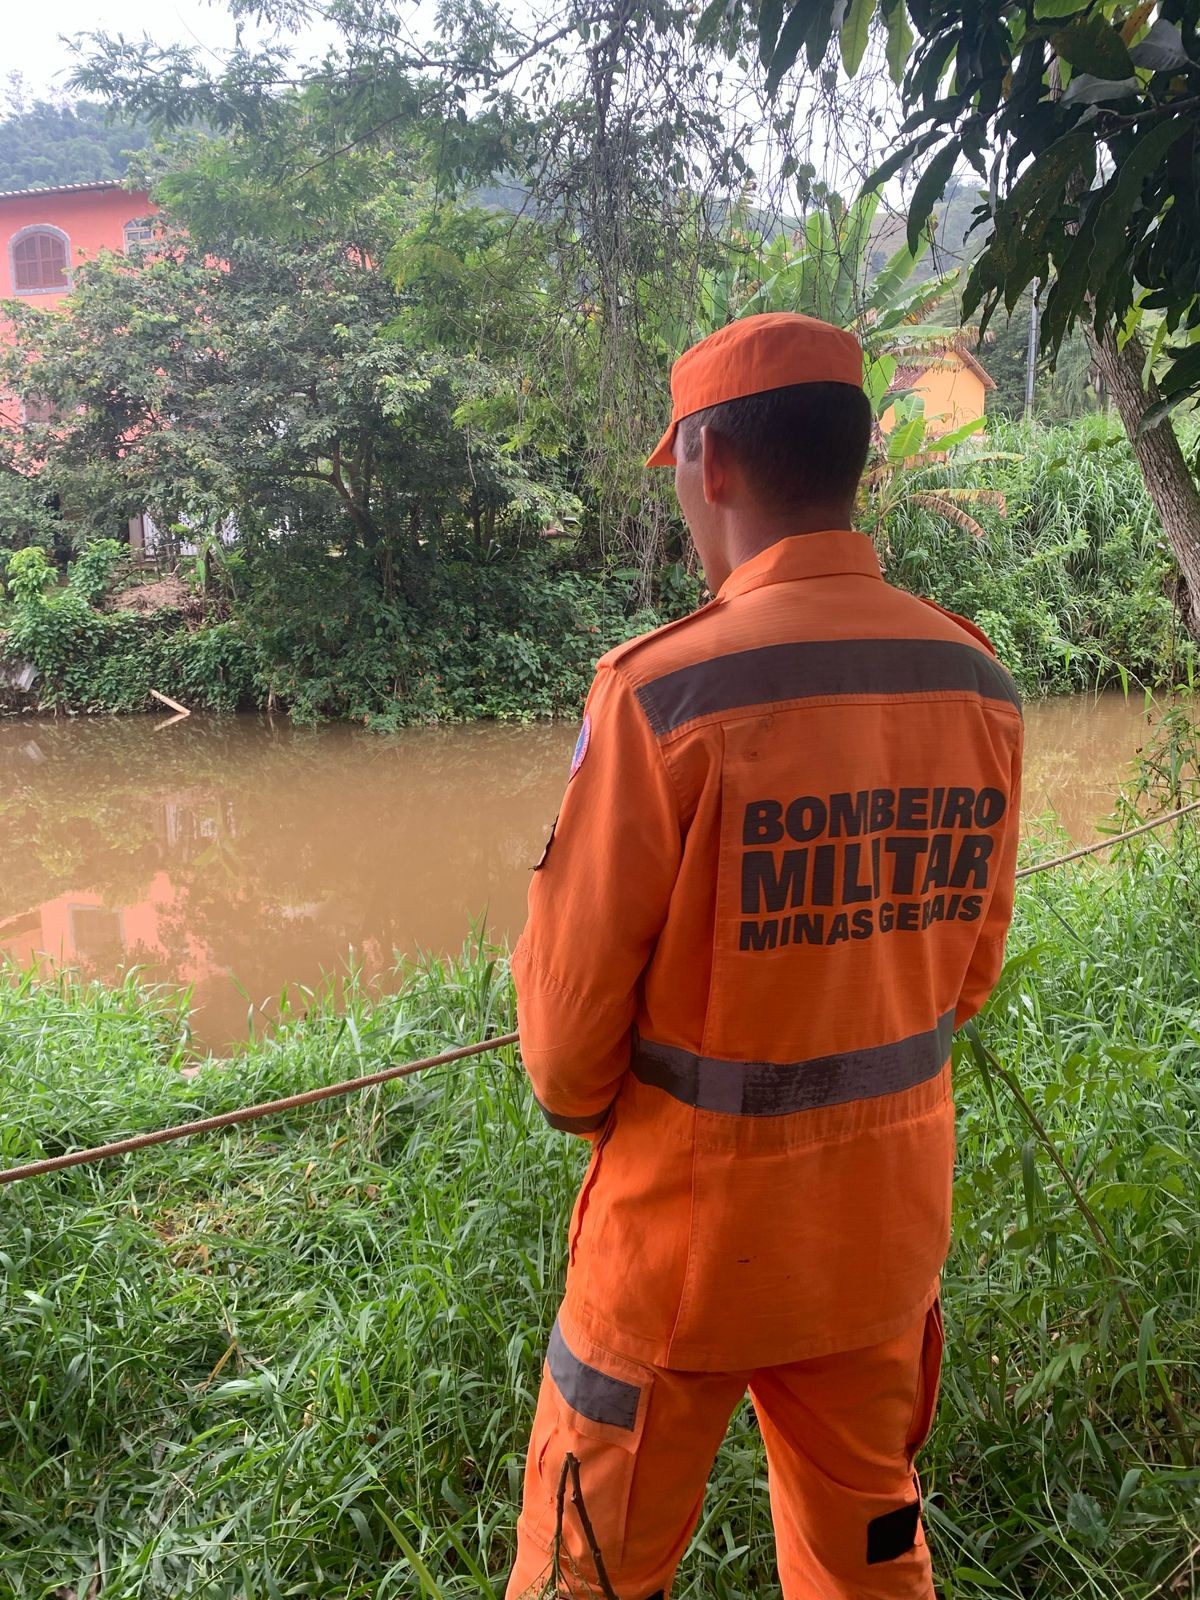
[699,424,728,505]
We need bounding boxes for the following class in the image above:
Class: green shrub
[238,547,686,727]
[881,416,1193,695]
[3,414,1193,719]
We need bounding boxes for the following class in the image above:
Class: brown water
[0,694,1180,1051]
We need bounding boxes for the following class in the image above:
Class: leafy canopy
[0,94,151,191]
[731,1,1200,421]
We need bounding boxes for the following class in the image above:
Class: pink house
[0,179,156,311]
[1,180,158,540]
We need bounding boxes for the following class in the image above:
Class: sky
[5,1,340,99]
[2,0,920,230]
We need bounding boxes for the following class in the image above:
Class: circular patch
[569,715,591,780]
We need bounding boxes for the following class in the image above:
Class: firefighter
[506,312,1023,1600]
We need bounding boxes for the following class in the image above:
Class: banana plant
[683,189,1012,543]
[862,395,1015,543]
[694,189,970,418]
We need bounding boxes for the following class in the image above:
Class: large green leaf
[805,5,838,71]
[832,189,880,323]
[766,3,812,92]
[1051,19,1133,80]
[1157,338,1200,400]
[1089,117,1189,321]
[1061,72,1139,104]
[883,0,914,85]
[864,129,940,194]
[840,0,877,76]
[887,411,926,462]
[757,0,785,64]
[869,238,928,315]
[906,140,959,254]
[1129,19,1190,72]
[1033,0,1087,17]
[863,352,897,412]
[931,415,986,452]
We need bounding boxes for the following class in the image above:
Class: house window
[22,395,59,425]
[68,905,124,963]
[11,227,70,293]
[123,219,155,252]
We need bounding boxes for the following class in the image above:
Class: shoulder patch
[917,597,998,657]
[569,715,591,780]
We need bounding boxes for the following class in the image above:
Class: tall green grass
[1,831,1198,1597]
[883,415,1196,697]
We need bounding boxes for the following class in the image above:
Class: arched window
[10,226,70,293]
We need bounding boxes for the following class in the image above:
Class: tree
[70,3,786,582]
[0,92,150,190]
[0,201,577,592]
[718,0,1200,633]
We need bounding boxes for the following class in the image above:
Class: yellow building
[880,344,996,436]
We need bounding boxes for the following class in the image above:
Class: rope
[0,1031,518,1187]
[0,796,1195,1190]
[1015,796,1200,880]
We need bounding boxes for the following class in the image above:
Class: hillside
[0,99,150,192]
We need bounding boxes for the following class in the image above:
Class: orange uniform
[507,529,1023,1599]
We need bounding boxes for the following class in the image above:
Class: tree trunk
[1092,327,1200,640]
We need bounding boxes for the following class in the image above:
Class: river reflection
[0,694,1184,1050]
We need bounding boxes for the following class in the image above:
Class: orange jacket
[512,530,1023,1371]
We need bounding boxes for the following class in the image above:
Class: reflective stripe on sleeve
[634,638,1021,735]
[631,1012,955,1116]
[547,1318,641,1430]
[534,1095,613,1134]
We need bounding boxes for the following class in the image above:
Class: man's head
[647,313,870,590]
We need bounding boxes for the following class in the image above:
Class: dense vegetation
[0,539,693,724]
[3,14,1197,721]
[0,781,1197,1597]
[882,416,1192,697]
[0,95,150,191]
[2,16,1196,721]
[1,414,1191,720]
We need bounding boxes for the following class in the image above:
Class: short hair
[678,381,871,511]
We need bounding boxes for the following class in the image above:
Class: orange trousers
[506,1302,944,1600]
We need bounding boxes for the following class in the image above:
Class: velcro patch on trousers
[866,1498,921,1564]
[547,1319,640,1430]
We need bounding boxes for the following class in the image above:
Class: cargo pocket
[905,1298,945,1466]
[526,1319,648,1576]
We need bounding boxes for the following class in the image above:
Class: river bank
[1,818,1198,1598]
[2,419,1196,727]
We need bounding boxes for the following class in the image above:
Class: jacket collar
[716,530,882,601]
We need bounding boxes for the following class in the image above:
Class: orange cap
[646,311,864,468]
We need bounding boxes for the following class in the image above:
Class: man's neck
[721,506,856,578]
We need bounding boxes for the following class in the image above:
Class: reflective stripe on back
[635,638,1020,736]
[632,1012,955,1116]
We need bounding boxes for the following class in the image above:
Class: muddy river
[0,693,1182,1051]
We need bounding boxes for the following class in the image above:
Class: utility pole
[1024,278,1040,420]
